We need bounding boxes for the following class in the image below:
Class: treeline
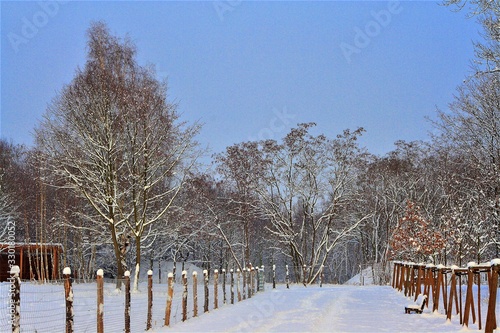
[1,1,499,286]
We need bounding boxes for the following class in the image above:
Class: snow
[63,267,71,275]
[96,269,103,277]
[492,258,500,265]
[124,270,130,277]
[10,265,20,275]
[0,281,498,332]
[156,285,497,332]
[147,270,153,276]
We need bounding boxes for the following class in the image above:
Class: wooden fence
[392,259,500,333]
[7,264,266,333]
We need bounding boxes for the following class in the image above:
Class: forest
[1,0,499,289]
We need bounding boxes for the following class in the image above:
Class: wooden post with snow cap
[319,265,324,288]
[10,265,21,333]
[146,270,153,331]
[256,267,260,292]
[230,269,234,304]
[247,268,252,299]
[447,265,460,321]
[222,269,227,304]
[485,258,499,333]
[463,262,477,327]
[273,264,276,289]
[214,269,219,309]
[286,264,289,289]
[192,271,198,318]
[237,269,242,301]
[433,264,444,312]
[302,264,307,286]
[242,268,246,300]
[124,271,131,333]
[164,272,174,326]
[203,270,209,313]
[96,269,104,333]
[63,267,74,333]
[182,270,188,322]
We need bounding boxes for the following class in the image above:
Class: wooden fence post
[193,271,198,318]
[96,269,104,333]
[392,262,398,289]
[164,272,174,326]
[214,269,219,309]
[302,265,307,286]
[10,265,21,333]
[247,268,251,299]
[237,269,242,301]
[124,271,131,333]
[242,268,246,300]
[286,264,289,289]
[63,267,74,333]
[433,265,443,312]
[319,265,324,288]
[485,259,499,333]
[222,269,227,304]
[182,270,188,322]
[256,267,260,292]
[146,270,153,331]
[203,270,209,313]
[463,263,477,327]
[273,264,278,289]
[230,269,234,304]
[250,268,254,298]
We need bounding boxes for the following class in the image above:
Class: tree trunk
[133,236,141,292]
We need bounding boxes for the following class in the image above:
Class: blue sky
[1,1,481,157]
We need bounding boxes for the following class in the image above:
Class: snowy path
[158,285,494,332]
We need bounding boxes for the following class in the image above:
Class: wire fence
[1,266,267,332]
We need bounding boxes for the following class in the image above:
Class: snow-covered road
[159,285,488,332]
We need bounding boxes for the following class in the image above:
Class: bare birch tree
[36,22,200,288]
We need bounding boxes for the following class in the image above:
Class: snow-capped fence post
[319,265,323,288]
[230,269,234,304]
[485,259,499,333]
[222,269,227,304]
[463,263,476,327]
[247,268,252,299]
[242,268,246,300]
[447,267,459,321]
[237,269,242,301]
[164,272,174,326]
[256,267,260,292]
[260,265,265,291]
[203,270,209,313]
[214,269,219,309]
[182,270,188,322]
[146,270,153,331]
[302,265,307,286]
[96,269,104,333]
[10,265,21,333]
[192,271,198,318]
[252,267,256,294]
[63,267,74,333]
[272,264,276,289]
[124,271,131,333]
[433,265,442,313]
[286,264,289,289]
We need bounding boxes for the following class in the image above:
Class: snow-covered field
[1,281,498,332]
